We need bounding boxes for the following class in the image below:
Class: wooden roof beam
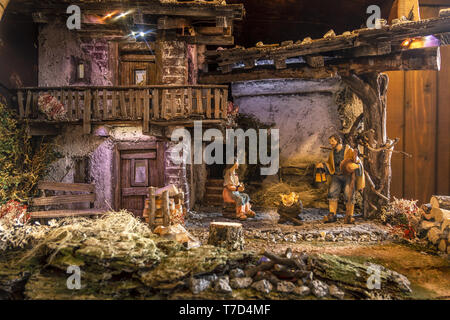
[12,2,244,20]
[199,47,440,84]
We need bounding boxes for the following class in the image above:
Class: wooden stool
[222,188,237,219]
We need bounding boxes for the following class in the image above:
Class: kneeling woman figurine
[223,159,256,220]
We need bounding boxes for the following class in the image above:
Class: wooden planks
[437,43,450,195]
[214,88,220,119]
[222,88,228,119]
[161,89,168,119]
[75,91,81,119]
[404,69,437,204]
[67,89,73,120]
[93,89,99,119]
[386,71,405,199]
[29,209,105,219]
[143,89,150,133]
[120,90,127,118]
[121,187,149,197]
[196,88,203,114]
[152,88,159,119]
[83,90,91,134]
[17,91,24,118]
[187,87,193,115]
[38,181,95,192]
[111,90,118,119]
[25,90,32,118]
[386,5,450,203]
[120,151,156,160]
[211,14,450,74]
[31,194,96,206]
[205,89,211,119]
[102,89,107,119]
[17,86,228,125]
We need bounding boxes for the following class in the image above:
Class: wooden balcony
[16,85,229,134]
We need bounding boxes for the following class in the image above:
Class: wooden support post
[102,89,107,120]
[152,89,159,119]
[161,89,168,119]
[111,91,117,119]
[243,59,255,69]
[17,91,24,118]
[305,55,324,68]
[221,64,233,74]
[93,89,99,119]
[171,91,177,118]
[75,91,81,119]
[222,88,228,119]
[196,88,203,114]
[214,88,220,119]
[162,190,170,227]
[149,186,156,226]
[83,90,91,134]
[25,90,32,117]
[187,87,193,115]
[274,58,287,70]
[120,90,127,118]
[32,91,38,118]
[206,89,212,119]
[129,89,134,119]
[143,89,150,133]
[179,89,185,117]
[67,89,73,120]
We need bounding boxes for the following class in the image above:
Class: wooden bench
[29,181,105,219]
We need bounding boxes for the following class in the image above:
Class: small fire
[401,35,440,49]
[280,192,300,207]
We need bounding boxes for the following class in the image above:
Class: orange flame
[280,192,300,207]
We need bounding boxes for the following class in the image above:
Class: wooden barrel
[0,0,10,21]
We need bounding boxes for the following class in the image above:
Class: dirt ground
[187,207,450,299]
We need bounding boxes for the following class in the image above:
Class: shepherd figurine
[316,134,365,224]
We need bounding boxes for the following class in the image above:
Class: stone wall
[46,125,159,210]
[38,21,113,86]
[232,78,344,167]
[164,141,190,209]
[156,39,188,84]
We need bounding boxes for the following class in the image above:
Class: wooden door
[115,142,165,217]
[119,55,157,86]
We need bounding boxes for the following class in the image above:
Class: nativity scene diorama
[0,0,449,301]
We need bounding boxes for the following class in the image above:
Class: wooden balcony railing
[16,85,229,134]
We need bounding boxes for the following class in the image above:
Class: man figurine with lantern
[316,134,365,224]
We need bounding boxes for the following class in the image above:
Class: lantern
[314,167,327,184]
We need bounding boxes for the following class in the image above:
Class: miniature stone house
[5,0,450,218]
[13,0,245,216]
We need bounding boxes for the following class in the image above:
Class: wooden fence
[16,85,229,134]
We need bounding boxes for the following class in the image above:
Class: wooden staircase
[204,178,224,206]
